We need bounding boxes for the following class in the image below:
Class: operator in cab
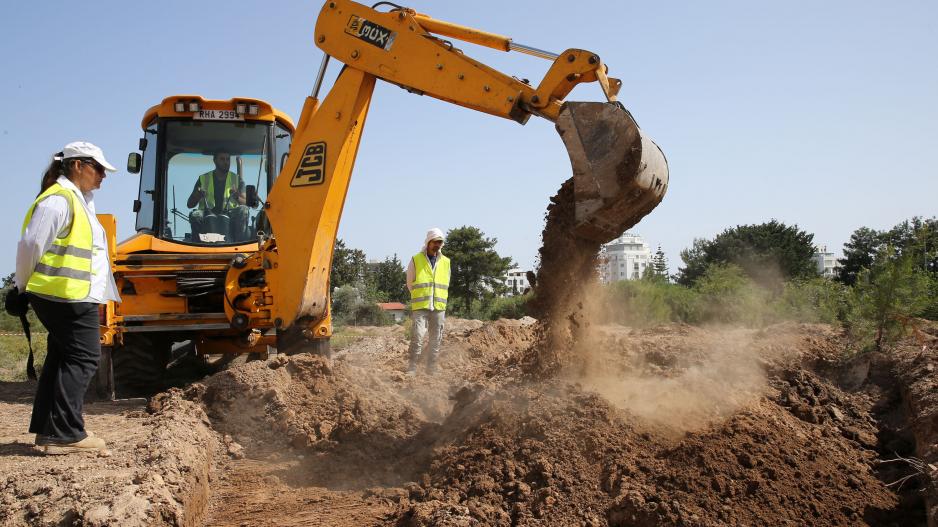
[405,228,451,375]
[186,152,250,243]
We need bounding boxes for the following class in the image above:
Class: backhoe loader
[93,0,669,397]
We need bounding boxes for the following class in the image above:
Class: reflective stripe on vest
[410,252,450,311]
[199,171,238,211]
[21,183,93,300]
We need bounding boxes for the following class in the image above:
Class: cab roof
[141,95,295,132]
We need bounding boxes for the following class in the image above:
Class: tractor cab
[129,96,295,247]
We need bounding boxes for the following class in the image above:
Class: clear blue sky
[2,1,936,275]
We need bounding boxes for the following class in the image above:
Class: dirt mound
[396,324,900,527]
[0,385,216,527]
[193,321,929,526]
[196,353,428,488]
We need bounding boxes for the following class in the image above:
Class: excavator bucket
[556,102,669,243]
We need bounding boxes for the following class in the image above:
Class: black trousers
[28,295,100,443]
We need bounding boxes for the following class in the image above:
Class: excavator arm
[228,0,668,342]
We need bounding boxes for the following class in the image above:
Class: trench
[169,325,938,527]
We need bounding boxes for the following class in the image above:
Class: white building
[504,268,531,296]
[599,232,653,283]
[814,245,840,279]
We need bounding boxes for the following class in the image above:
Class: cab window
[162,120,270,245]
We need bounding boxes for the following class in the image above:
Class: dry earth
[1,318,936,526]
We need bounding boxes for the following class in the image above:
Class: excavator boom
[258,0,668,334]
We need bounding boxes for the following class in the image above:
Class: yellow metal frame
[108,0,632,355]
[141,95,295,132]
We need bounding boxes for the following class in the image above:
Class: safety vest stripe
[34,263,92,281]
[411,296,447,304]
[412,282,446,290]
[45,244,93,259]
[39,253,92,272]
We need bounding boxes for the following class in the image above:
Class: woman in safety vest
[14,141,120,455]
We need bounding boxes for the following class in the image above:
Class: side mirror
[245,185,260,208]
[127,153,142,174]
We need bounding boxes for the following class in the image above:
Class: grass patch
[0,333,47,382]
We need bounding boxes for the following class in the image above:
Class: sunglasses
[80,159,105,174]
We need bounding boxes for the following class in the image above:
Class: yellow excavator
[93,0,669,397]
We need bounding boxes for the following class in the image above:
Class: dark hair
[39,153,84,196]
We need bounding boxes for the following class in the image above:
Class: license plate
[194,109,243,121]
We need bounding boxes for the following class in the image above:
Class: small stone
[227,441,245,460]
[828,406,845,422]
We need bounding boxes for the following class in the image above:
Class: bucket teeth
[556,102,669,243]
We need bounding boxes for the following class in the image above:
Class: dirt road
[1,319,935,526]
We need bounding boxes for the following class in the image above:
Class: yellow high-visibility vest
[410,252,450,311]
[21,183,93,300]
[199,171,239,211]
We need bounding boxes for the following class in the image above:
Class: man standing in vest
[405,228,451,374]
[186,152,249,242]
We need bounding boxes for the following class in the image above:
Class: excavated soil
[0,383,216,526]
[2,319,936,526]
[194,320,933,526]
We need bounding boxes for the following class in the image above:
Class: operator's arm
[187,179,204,209]
[230,176,246,206]
[405,257,415,292]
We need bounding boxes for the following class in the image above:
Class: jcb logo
[291,142,326,186]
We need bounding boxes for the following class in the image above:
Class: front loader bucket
[556,102,669,243]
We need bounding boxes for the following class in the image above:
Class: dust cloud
[573,332,772,436]
[530,179,779,435]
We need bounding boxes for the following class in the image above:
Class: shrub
[693,264,770,326]
[485,294,529,320]
[775,277,853,324]
[602,280,701,326]
[350,303,392,326]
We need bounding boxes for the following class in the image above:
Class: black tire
[112,334,171,397]
[277,326,331,358]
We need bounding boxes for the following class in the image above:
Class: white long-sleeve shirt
[15,176,120,304]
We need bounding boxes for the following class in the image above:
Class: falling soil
[528,178,603,374]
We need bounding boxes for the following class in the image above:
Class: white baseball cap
[424,227,445,246]
[61,141,117,172]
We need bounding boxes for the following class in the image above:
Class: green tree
[444,226,513,316]
[371,254,408,303]
[677,220,817,287]
[2,272,14,288]
[837,227,883,286]
[331,239,368,289]
[850,247,931,351]
[643,245,669,283]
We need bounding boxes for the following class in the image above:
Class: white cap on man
[424,227,445,247]
[61,141,117,172]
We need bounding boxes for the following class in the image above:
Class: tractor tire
[112,334,171,398]
[277,326,331,358]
